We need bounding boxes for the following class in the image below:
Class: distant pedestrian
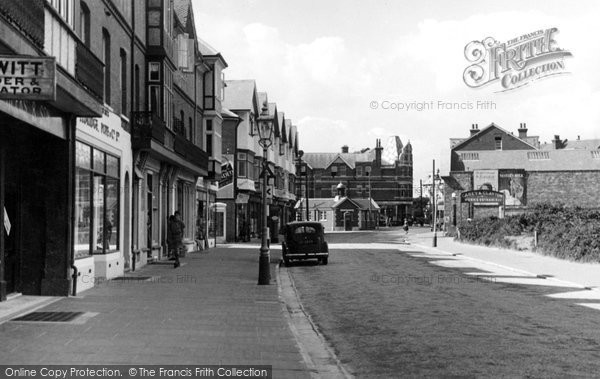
[169,211,185,268]
[403,218,409,234]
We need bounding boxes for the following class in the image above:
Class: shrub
[456,203,600,262]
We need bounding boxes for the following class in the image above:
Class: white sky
[192,0,600,186]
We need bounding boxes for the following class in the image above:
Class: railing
[174,132,208,169]
[172,117,186,138]
[75,40,104,101]
[132,111,208,172]
[132,111,166,147]
[0,0,44,48]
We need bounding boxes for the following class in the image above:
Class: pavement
[0,246,328,378]
[408,230,600,290]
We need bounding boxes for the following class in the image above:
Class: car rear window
[293,226,317,234]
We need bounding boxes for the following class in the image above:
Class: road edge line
[410,242,591,290]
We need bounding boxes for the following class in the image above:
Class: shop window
[75,141,120,257]
[75,168,91,259]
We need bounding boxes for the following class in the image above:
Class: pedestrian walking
[403,218,409,234]
[169,211,185,268]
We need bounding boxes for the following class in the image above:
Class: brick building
[444,123,600,226]
[300,136,413,226]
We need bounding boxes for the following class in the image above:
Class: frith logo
[463,28,572,92]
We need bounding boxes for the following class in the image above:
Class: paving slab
[0,247,313,377]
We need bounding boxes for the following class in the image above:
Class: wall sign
[499,169,526,207]
[461,190,504,205]
[0,55,56,101]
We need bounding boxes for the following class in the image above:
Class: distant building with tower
[296,136,414,227]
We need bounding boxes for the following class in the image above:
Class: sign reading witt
[0,56,56,101]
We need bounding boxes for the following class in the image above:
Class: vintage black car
[281,221,329,265]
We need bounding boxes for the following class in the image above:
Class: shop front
[74,107,132,292]
[0,106,72,299]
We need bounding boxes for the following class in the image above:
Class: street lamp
[296,150,305,220]
[452,192,457,227]
[432,161,440,247]
[257,110,273,285]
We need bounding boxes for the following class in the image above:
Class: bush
[456,203,600,262]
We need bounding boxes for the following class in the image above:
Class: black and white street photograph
[0,0,599,378]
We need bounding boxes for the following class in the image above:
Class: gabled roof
[331,197,380,210]
[223,80,258,113]
[303,152,374,170]
[279,112,287,143]
[197,38,228,68]
[288,121,296,149]
[295,198,339,210]
[174,0,190,28]
[267,102,280,137]
[452,123,539,151]
[221,107,241,120]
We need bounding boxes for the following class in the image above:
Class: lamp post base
[433,232,438,247]
[258,247,271,285]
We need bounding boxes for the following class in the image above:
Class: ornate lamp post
[257,113,273,285]
[432,161,439,247]
[452,192,457,227]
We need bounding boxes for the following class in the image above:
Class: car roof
[286,221,323,228]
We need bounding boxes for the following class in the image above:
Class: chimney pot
[341,145,349,153]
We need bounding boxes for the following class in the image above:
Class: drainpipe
[68,113,78,296]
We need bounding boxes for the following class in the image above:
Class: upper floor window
[102,29,111,105]
[338,165,346,177]
[79,2,90,47]
[495,136,502,150]
[149,62,160,81]
[47,0,74,27]
[356,166,363,176]
[120,49,127,115]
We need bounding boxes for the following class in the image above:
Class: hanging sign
[0,55,56,101]
[3,207,10,236]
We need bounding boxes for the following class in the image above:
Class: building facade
[218,80,299,242]
[0,0,105,299]
[444,123,600,226]
[0,0,225,300]
[300,137,413,227]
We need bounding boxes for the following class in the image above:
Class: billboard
[499,169,526,207]
[473,169,498,191]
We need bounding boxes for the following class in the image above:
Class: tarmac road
[287,228,600,377]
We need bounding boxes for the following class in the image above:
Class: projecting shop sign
[0,55,56,101]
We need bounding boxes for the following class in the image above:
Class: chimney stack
[469,123,479,137]
[341,145,349,153]
[518,123,528,139]
[375,139,383,167]
[553,135,561,149]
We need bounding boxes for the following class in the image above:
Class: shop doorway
[4,179,19,294]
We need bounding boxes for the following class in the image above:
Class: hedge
[456,203,600,262]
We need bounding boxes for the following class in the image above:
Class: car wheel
[322,257,328,265]
[282,245,290,266]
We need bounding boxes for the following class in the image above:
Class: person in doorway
[403,218,409,234]
[169,211,185,268]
